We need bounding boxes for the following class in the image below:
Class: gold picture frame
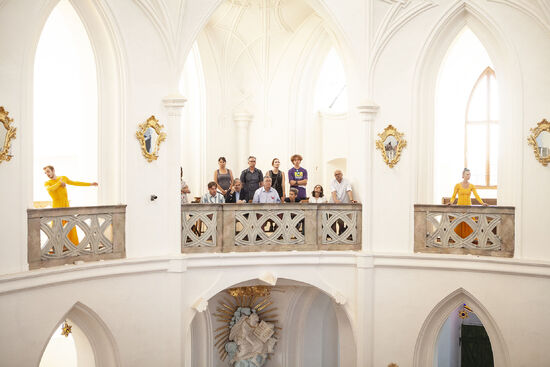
[527,118,550,166]
[136,115,166,162]
[375,124,407,168]
[0,106,16,163]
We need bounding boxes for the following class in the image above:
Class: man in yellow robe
[43,165,98,245]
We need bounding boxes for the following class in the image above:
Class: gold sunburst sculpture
[0,106,16,163]
[61,320,72,337]
[213,286,281,362]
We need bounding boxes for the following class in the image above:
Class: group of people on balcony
[181,154,358,205]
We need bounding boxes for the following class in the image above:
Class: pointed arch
[413,288,509,367]
[412,0,523,211]
[39,302,120,367]
[22,0,125,212]
[185,276,357,367]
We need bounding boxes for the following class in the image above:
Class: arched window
[433,28,498,202]
[465,67,498,188]
[314,48,348,113]
[34,0,98,207]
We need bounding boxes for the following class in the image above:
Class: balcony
[181,203,362,253]
[414,204,515,257]
[27,205,126,269]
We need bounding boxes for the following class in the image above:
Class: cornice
[1,252,550,295]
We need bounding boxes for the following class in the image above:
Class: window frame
[464,66,498,189]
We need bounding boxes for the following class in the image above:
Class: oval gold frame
[527,118,550,166]
[0,106,16,163]
[375,124,407,168]
[136,115,167,162]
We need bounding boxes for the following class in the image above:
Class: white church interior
[1,0,550,366]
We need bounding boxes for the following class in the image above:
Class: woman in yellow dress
[448,168,487,238]
[43,165,98,245]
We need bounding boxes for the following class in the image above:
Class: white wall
[1,0,550,366]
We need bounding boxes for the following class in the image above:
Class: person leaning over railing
[225,179,247,204]
[252,176,281,203]
[200,181,225,203]
[330,170,357,203]
[447,168,487,239]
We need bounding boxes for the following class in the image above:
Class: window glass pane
[467,75,488,121]
[466,124,487,185]
[489,123,499,186]
[489,74,499,120]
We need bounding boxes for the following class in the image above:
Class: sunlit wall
[34,0,98,206]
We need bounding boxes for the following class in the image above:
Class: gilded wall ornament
[375,124,407,168]
[213,286,280,365]
[0,106,16,163]
[527,118,550,166]
[61,320,72,337]
[136,115,166,162]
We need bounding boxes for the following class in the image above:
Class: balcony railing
[414,204,514,257]
[181,203,362,253]
[27,205,126,269]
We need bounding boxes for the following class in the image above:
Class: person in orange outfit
[43,165,98,245]
[448,168,487,238]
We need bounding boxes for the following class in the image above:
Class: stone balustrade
[414,204,515,257]
[27,205,126,269]
[181,203,362,253]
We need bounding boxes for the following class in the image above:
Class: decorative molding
[369,0,438,87]
[488,0,550,35]
[0,106,16,163]
[3,253,550,295]
[357,101,380,123]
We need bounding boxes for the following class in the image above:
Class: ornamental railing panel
[181,203,362,253]
[235,210,305,246]
[27,205,126,269]
[181,204,223,253]
[414,204,514,257]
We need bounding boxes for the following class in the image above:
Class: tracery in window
[465,67,498,188]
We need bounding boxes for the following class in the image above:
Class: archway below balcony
[38,302,120,367]
[189,277,356,367]
[413,288,509,367]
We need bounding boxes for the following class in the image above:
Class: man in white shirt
[330,170,357,203]
[252,176,281,203]
[201,181,225,203]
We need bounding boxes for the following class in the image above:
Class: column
[162,94,187,254]
[233,111,253,170]
[356,100,378,367]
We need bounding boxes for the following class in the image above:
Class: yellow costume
[45,176,93,245]
[450,183,484,238]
